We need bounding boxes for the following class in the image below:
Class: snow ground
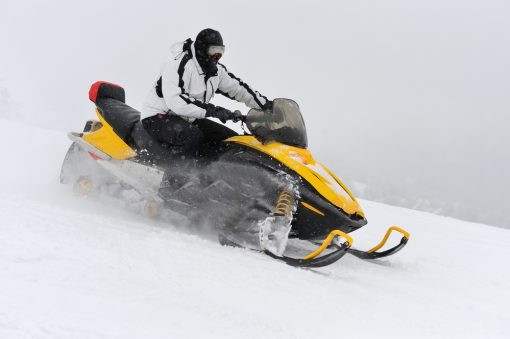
[0,119,509,339]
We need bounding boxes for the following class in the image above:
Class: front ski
[220,227,409,268]
[219,229,354,268]
[347,226,410,260]
[263,245,349,268]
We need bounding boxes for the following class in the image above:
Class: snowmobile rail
[347,226,410,260]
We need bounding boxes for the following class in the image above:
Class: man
[141,28,272,156]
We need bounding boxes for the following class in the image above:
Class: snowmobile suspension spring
[275,190,294,218]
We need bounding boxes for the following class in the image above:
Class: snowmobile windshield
[246,99,308,148]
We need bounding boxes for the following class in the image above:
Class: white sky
[0,0,509,227]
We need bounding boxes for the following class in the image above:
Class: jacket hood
[170,40,207,76]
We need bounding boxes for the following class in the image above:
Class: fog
[1,0,509,228]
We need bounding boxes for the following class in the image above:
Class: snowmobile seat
[88,81,140,141]
[95,99,141,141]
[87,81,194,165]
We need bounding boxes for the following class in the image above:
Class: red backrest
[89,81,126,104]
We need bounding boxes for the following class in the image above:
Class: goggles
[207,45,225,56]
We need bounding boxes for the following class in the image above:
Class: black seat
[96,98,141,141]
[88,81,140,141]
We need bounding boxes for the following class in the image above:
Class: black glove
[261,100,273,112]
[230,110,243,122]
[206,106,243,123]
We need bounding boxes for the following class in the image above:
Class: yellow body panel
[83,109,137,160]
[226,135,364,216]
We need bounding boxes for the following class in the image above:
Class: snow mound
[0,120,509,338]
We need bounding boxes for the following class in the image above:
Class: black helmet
[194,28,225,76]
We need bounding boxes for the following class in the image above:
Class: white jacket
[141,42,269,121]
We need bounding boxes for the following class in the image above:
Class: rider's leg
[193,118,238,143]
[142,114,205,157]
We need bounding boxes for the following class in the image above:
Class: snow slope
[0,119,509,339]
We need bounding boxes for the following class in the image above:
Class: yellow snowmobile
[61,81,409,268]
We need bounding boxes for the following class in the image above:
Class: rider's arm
[160,58,213,119]
[216,64,270,110]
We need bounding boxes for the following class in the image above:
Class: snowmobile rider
[141,28,272,156]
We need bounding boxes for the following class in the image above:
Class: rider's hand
[206,106,243,123]
[231,110,243,122]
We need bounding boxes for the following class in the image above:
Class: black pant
[142,114,238,157]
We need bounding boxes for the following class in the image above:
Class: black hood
[194,28,224,77]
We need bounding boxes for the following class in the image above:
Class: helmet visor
[207,45,225,56]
